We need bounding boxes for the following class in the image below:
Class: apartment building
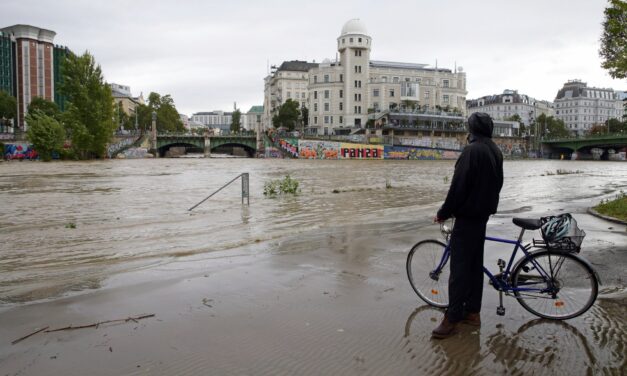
[467,89,553,127]
[264,19,467,135]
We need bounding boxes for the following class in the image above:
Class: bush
[264,175,300,197]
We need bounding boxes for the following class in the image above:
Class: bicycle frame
[437,229,557,294]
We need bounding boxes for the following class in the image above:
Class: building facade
[467,89,553,128]
[554,80,625,136]
[0,25,58,131]
[263,19,468,136]
[263,61,317,132]
[246,105,263,132]
[190,111,233,132]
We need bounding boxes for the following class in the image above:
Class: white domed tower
[337,19,371,128]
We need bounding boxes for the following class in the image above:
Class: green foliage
[600,0,627,79]
[536,113,569,138]
[0,90,17,131]
[300,105,309,126]
[272,99,300,131]
[25,111,66,161]
[59,51,116,159]
[595,191,627,221]
[147,92,184,133]
[231,109,242,133]
[263,175,300,197]
[28,97,60,119]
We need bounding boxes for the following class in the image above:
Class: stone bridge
[542,134,627,159]
[156,134,257,157]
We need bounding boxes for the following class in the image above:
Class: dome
[340,19,368,36]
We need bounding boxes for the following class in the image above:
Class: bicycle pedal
[496,306,506,316]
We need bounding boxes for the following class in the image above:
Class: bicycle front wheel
[406,239,449,308]
[512,250,598,320]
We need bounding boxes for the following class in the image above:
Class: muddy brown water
[0,158,625,375]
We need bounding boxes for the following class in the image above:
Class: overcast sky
[2,0,625,116]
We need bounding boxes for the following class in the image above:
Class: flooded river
[1,159,626,306]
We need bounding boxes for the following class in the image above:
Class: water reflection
[402,300,626,375]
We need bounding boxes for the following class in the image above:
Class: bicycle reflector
[431,289,439,295]
[555,301,565,307]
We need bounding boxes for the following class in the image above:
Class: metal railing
[188,173,250,211]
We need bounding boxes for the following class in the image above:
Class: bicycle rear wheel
[406,240,449,308]
[512,250,598,320]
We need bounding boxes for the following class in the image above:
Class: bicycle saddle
[512,218,542,230]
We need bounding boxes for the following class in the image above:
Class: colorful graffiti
[384,146,460,160]
[298,140,340,159]
[278,138,299,157]
[3,143,38,160]
[339,143,383,159]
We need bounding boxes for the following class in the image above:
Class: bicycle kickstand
[496,259,506,316]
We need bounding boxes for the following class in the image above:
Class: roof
[247,105,264,114]
[341,19,368,36]
[277,60,318,72]
[369,60,450,72]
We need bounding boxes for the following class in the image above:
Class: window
[354,80,361,88]
[314,75,317,83]
[393,77,399,83]
[339,102,343,111]
[350,37,353,42]
[324,90,329,99]
[330,116,333,124]
[382,76,387,83]
[324,103,329,111]
[339,116,343,124]
[340,74,343,82]
[287,91,291,98]
[358,37,362,42]
[314,116,318,124]
[324,75,329,83]
[389,89,395,97]
[342,38,345,44]
[425,90,430,99]
[353,93,361,101]
[443,80,449,88]
[324,116,329,124]
[314,91,317,99]
[354,65,362,73]
[443,95,449,104]
[314,103,318,111]
[339,89,343,98]
[373,89,380,97]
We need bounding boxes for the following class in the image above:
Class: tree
[300,105,309,126]
[536,113,570,139]
[0,90,17,132]
[147,92,184,133]
[25,111,66,161]
[505,114,525,136]
[230,109,242,133]
[600,0,627,79]
[59,51,115,159]
[272,99,300,131]
[28,97,61,120]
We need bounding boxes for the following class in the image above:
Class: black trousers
[447,216,488,323]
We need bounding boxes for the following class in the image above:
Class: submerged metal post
[241,173,249,205]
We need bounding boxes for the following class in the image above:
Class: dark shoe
[461,312,481,327]
[431,315,459,339]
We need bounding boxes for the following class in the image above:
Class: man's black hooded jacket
[437,113,504,220]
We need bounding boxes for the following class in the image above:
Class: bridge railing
[188,173,250,211]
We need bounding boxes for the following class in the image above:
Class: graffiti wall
[278,138,299,157]
[298,140,340,159]
[339,143,384,159]
[121,147,148,159]
[3,143,38,160]
[384,146,460,160]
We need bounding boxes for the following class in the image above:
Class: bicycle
[406,216,600,320]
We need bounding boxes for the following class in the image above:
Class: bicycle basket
[537,213,586,252]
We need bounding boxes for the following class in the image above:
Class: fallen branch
[11,326,49,345]
[45,314,155,333]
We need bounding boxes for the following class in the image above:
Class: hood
[468,112,494,138]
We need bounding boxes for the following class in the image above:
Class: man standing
[432,112,504,339]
